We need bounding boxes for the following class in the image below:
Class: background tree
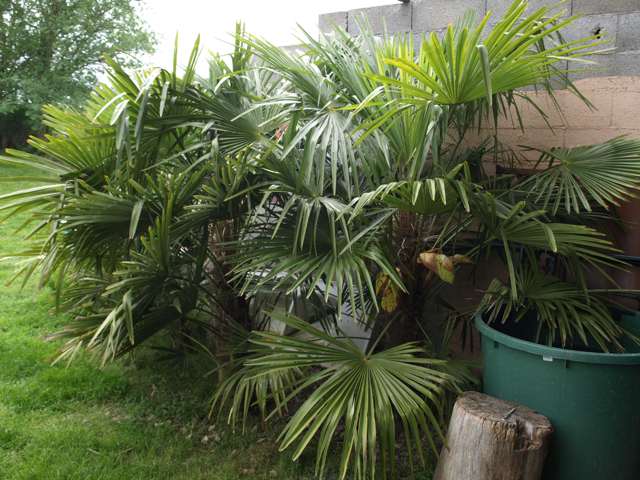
[0,0,155,148]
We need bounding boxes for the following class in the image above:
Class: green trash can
[475,314,640,480]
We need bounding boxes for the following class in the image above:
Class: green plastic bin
[475,314,640,480]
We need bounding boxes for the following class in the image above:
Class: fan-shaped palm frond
[469,194,623,295]
[521,137,640,214]
[216,313,458,480]
[210,355,302,432]
[478,266,627,351]
[349,163,473,218]
[373,1,602,108]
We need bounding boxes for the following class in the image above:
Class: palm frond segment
[373,1,602,107]
[522,137,640,214]
[478,267,627,351]
[220,313,457,480]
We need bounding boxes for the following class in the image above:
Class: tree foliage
[0,0,155,147]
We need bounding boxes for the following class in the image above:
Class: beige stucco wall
[487,76,640,159]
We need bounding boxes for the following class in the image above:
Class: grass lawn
[0,164,312,480]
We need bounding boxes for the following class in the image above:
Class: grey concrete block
[561,15,620,81]
[412,0,485,32]
[617,12,640,51]
[486,0,570,20]
[567,50,620,80]
[611,50,640,75]
[347,4,411,35]
[562,15,618,81]
[572,0,640,15]
[560,13,618,46]
[563,14,627,81]
[319,11,348,33]
[551,48,640,81]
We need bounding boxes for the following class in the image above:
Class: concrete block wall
[477,76,640,158]
[319,1,640,77]
[319,1,640,151]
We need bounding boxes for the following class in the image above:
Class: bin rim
[474,314,640,365]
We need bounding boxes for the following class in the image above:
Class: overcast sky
[144,0,393,68]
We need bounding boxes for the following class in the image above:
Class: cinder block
[611,50,640,75]
[612,91,640,128]
[569,50,640,80]
[347,4,411,35]
[572,0,640,15]
[412,0,485,32]
[560,13,618,45]
[569,50,640,81]
[617,12,640,51]
[564,128,625,146]
[560,14,618,80]
[486,0,570,20]
[558,87,613,128]
[613,128,640,140]
[319,12,348,33]
[591,72,640,92]
[571,75,640,93]
[568,51,616,80]
[494,127,566,160]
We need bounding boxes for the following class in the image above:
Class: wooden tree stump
[434,391,553,480]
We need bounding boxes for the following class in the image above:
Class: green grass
[0,165,312,480]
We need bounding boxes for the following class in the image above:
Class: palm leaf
[478,267,628,351]
[521,137,640,214]
[220,313,458,480]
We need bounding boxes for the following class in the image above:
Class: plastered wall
[487,76,640,159]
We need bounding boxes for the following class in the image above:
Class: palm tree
[2,2,640,478]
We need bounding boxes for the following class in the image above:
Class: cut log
[434,391,553,480]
